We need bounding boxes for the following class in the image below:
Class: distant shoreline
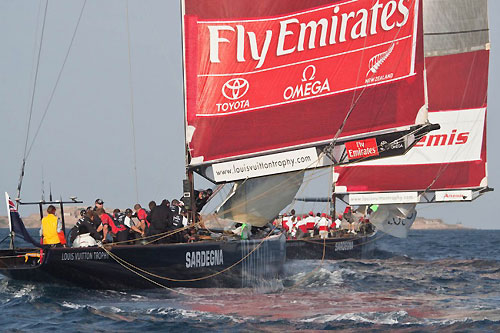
[412,217,470,230]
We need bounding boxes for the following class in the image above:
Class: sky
[0,0,498,229]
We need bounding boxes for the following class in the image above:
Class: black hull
[0,234,286,290]
[286,232,376,260]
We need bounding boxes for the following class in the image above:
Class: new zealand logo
[366,43,395,77]
[222,78,249,100]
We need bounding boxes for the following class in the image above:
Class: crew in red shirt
[95,207,127,242]
[134,203,149,233]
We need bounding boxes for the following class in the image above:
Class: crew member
[288,216,296,236]
[194,188,212,212]
[148,199,173,242]
[92,199,107,239]
[288,209,296,232]
[170,199,185,242]
[318,213,330,239]
[70,209,102,247]
[40,205,62,247]
[111,209,131,243]
[295,216,307,238]
[305,211,316,236]
[145,200,157,233]
[95,207,123,242]
[124,208,144,240]
[134,203,149,233]
[344,206,356,234]
[94,198,104,211]
[281,213,289,232]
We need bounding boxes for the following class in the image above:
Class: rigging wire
[17,0,49,203]
[126,0,140,203]
[24,0,44,145]
[25,0,87,160]
[16,0,87,204]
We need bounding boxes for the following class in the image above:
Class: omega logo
[283,65,330,101]
[302,65,316,82]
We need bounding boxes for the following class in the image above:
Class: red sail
[334,0,489,203]
[183,0,426,166]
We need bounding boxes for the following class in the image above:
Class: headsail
[182,0,429,183]
[216,172,305,227]
[369,203,417,238]
[334,0,490,205]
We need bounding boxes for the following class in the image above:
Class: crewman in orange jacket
[40,205,63,246]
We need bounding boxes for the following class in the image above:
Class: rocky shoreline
[412,217,469,230]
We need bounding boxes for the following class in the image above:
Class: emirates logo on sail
[345,138,379,160]
[415,129,469,147]
[206,0,411,70]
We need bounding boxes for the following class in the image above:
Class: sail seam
[425,28,489,36]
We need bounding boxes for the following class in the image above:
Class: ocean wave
[283,266,347,288]
[147,307,245,324]
[60,301,86,309]
[300,310,410,325]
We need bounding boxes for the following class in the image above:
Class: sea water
[0,229,499,331]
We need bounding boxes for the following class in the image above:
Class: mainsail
[334,0,490,206]
[182,0,431,226]
[182,0,430,184]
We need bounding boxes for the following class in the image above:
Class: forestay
[334,0,490,204]
[182,0,427,183]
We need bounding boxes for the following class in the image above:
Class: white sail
[216,172,304,227]
[369,204,417,238]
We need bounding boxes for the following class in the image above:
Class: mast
[180,0,197,225]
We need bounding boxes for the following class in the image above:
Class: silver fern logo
[366,43,395,77]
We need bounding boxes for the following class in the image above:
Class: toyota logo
[222,78,249,100]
